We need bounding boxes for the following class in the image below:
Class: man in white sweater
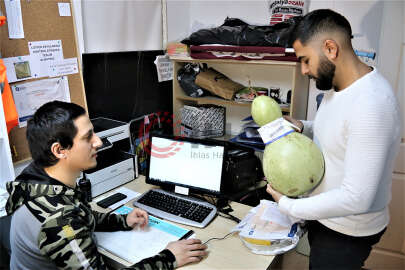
[266,9,401,269]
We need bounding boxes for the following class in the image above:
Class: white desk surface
[92,176,275,269]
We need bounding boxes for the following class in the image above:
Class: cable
[218,212,241,224]
[202,231,234,245]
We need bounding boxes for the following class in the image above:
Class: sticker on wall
[268,0,309,25]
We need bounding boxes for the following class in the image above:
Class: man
[6,101,207,269]
[266,9,401,269]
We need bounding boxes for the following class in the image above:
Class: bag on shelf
[180,104,225,139]
[195,67,244,100]
[177,63,205,97]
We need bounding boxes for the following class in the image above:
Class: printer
[82,117,137,198]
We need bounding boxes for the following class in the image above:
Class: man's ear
[322,39,339,61]
[50,142,67,160]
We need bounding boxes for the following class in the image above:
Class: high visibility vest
[1,59,18,133]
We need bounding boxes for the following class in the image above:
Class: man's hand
[283,115,304,133]
[166,239,208,267]
[266,184,284,203]
[126,208,148,229]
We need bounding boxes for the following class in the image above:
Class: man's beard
[311,56,336,91]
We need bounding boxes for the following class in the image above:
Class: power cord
[191,193,241,223]
[202,231,234,245]
[218,204,241,223]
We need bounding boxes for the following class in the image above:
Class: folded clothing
[190,45,298,62]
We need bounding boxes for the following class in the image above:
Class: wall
[73,0,163,53]
[167,0,271,43]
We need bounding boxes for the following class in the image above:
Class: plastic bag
[177,63,204,97]
[232,200,303,255]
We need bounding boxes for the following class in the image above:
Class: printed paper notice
[154,55,173,82]
[11,77,71,127]
[4,0,24,39]
[29,40,64,78]
[49,58,78,77]
[3,55,41,83]
[58,2,71,16]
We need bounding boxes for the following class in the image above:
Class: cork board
[0,0,86,163]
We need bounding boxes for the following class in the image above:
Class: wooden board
[0,0,86,162]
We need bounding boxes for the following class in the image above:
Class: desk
[92,176,275,269]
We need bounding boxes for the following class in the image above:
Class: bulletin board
[0,0,86,163]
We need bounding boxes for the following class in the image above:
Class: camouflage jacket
[6,162,176,270]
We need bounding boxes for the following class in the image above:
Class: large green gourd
[251,96,325,197]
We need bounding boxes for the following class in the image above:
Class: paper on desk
[94,187,140,210]
[232,200,300,240]
[232,200,302,255]
[95,215,191,264]
[4,0,24,39]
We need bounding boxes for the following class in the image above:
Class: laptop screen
[146,135,225,195]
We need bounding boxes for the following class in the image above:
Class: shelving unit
[171,56,309,135]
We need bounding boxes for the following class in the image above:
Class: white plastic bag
[232,200,303,255]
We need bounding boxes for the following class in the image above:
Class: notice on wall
[11,76,71,127]
[4,0,24,39]
[58,2,71,17]
[154,55,173,82]
[49,58,78,77]
[3,55,41,83]
[28,40,64,78]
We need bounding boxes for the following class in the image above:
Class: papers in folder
[95,215,192,264]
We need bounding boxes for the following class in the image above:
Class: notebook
[95,215,193,264]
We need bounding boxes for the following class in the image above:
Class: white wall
[76,0,163,53]
[304,1,404,121]
[168,0,272,43]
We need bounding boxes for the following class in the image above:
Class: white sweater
[278,68,401,236]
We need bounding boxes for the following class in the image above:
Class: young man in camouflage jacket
[6,101,207,269]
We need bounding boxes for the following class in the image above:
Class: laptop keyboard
[133,189,217,228]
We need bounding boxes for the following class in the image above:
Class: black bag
[182,16,302,48]
[223,144,263,194]
[177,63,204,97]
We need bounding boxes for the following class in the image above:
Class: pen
[180,230,194,240]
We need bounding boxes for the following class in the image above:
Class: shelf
[169,56,299,66]
[175,95,291,112]
[171,56,309,137]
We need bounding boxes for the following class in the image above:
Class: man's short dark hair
[27,101,86,167]
[291,9,352,45]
